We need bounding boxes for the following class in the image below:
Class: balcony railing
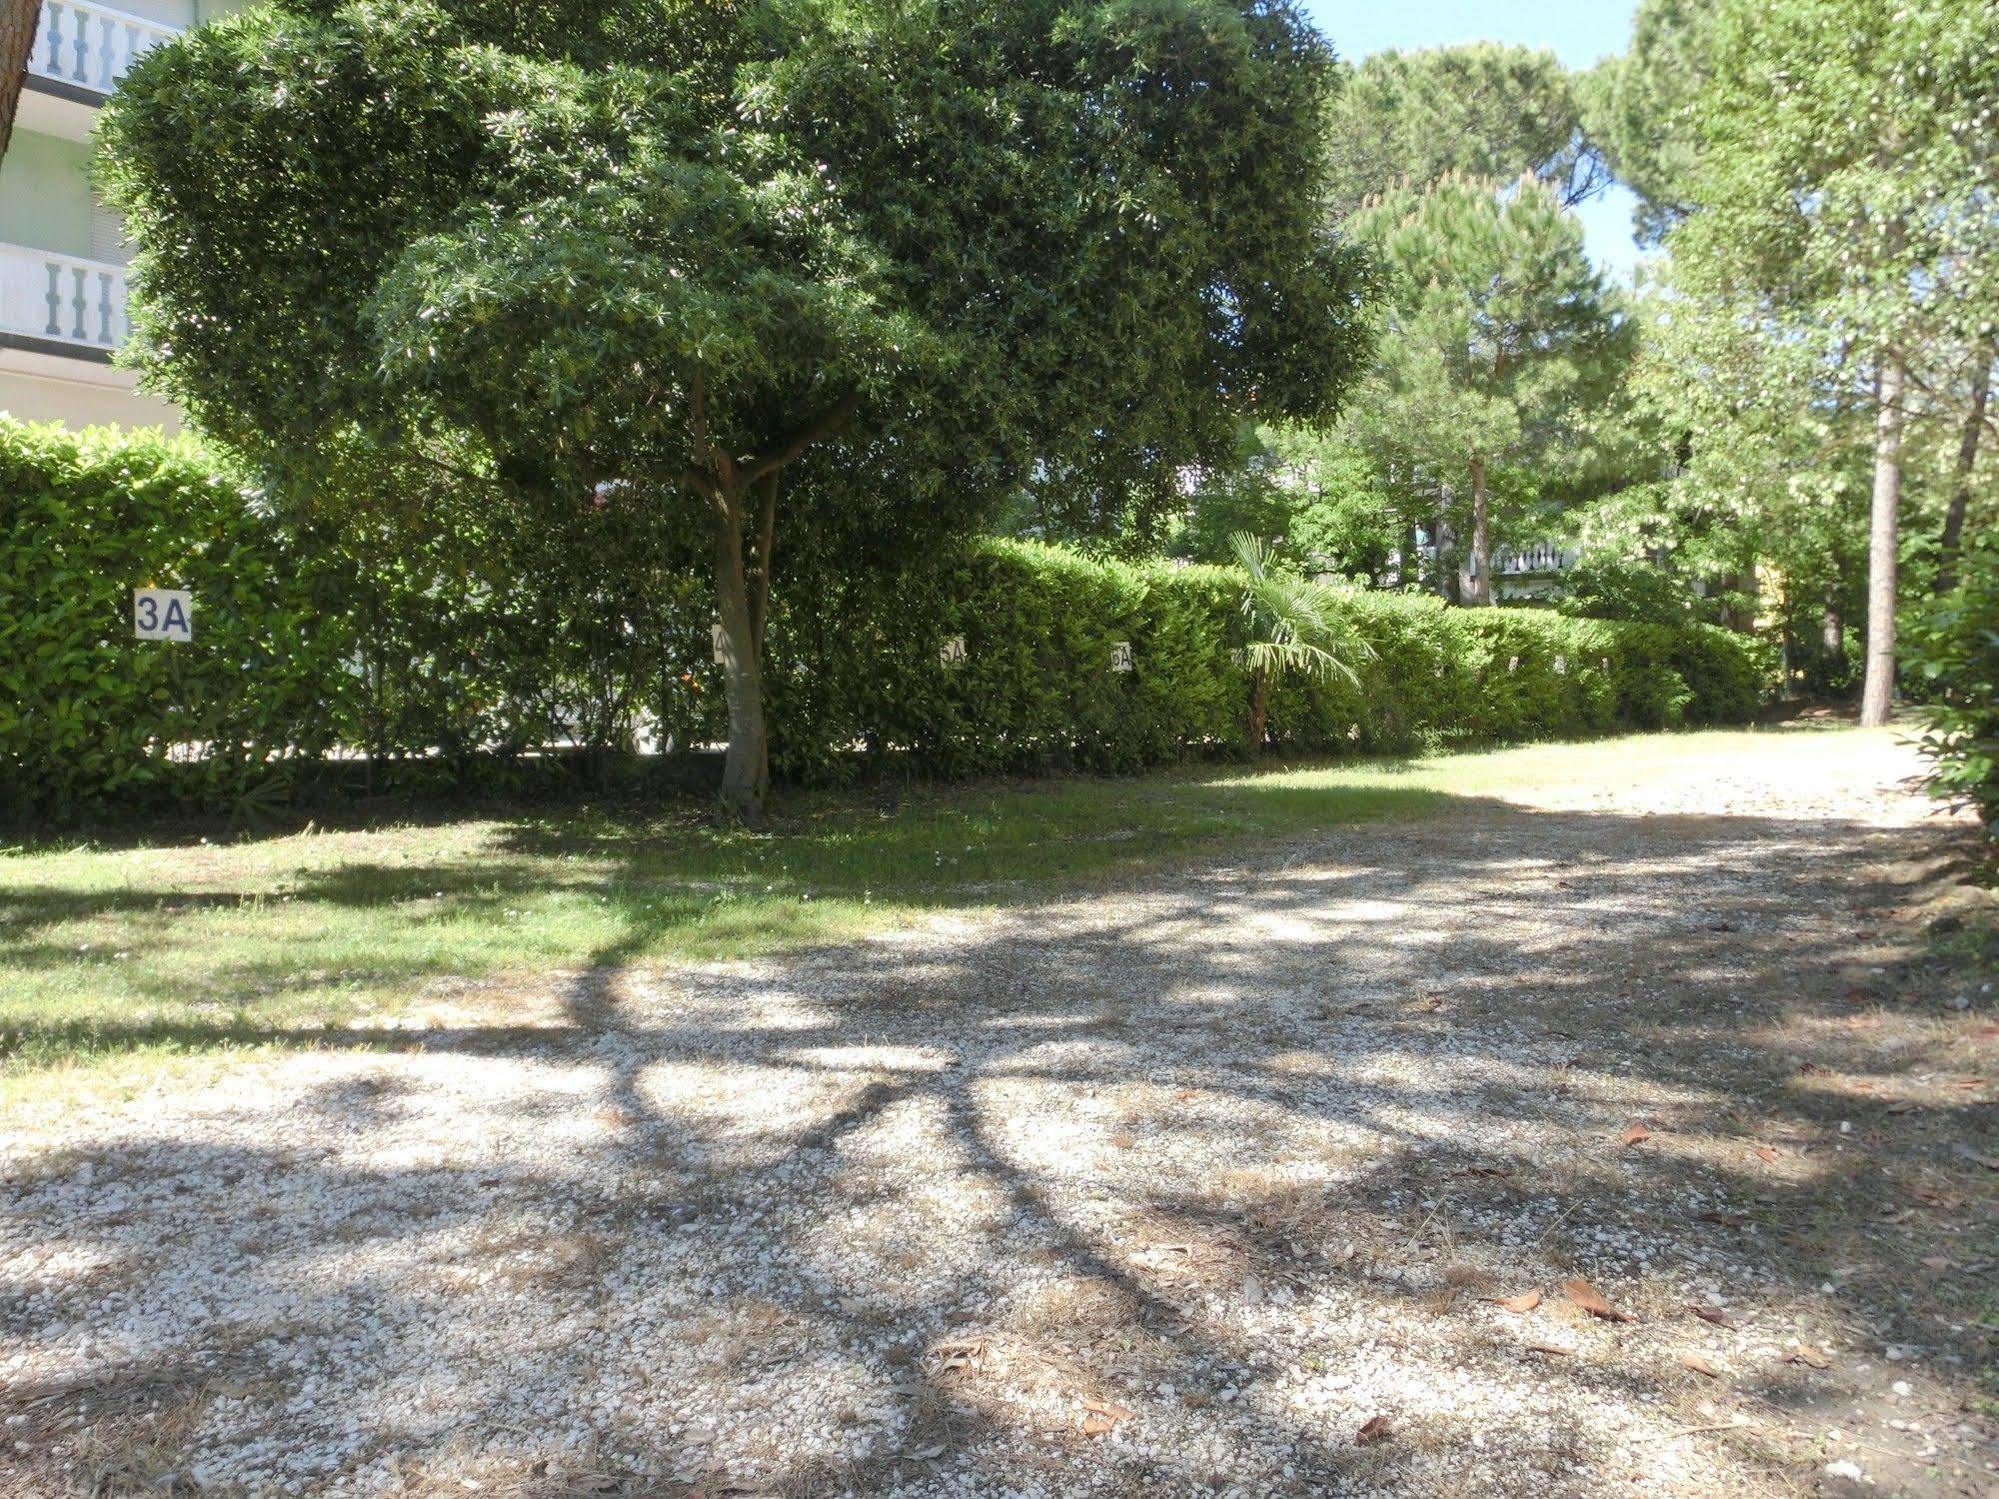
[0,244,131,352]
[31,0,177,97]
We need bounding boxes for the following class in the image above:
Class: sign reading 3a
[133,587,193,643]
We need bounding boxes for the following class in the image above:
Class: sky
[1301,0,1647,281]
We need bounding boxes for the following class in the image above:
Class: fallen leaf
[1523,1341,1573,1356]
[1885,1100,1917,1115]
[1491,1289,1543,1314]
[1355,1415,1392,1446]
[1696,1211,1748,1228]
[1686,1304,1739,1330]
[1081,1399,1133,1421]
[1970,1025,1999,1040]
[1679,1353,1723,1378]
[1622,1120,1653,1147]
[1081,1416,1116,1437]
[1952,1144,1999,1171]
[1912,1185,1967,1208]
[1920,1255,1956,1271]
[1562,1279,1636,1323]
[1752,1145,1782,1164]
[1958,1077,1988,1089]
[1784,1345,1830,1370]
[906,1443,947,1460]
[1846,1016,1883,1031]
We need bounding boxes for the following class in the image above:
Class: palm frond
[1230,531,1373,687]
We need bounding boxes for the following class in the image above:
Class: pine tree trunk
[1434,488,1460,604]
[0,0,38,164]
[1936,356,1990,595]
[1462,458,1494,607]
[1860,357,1905,728]
[712,500,770,824]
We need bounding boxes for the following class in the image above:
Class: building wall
[0,129,93,260]
[0,350,180,430]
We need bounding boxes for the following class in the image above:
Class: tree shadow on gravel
[4,798,1995,1496]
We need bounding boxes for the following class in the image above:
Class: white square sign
[939,636,967,667]
[1110,641,1134,674]
[133,587,193,643]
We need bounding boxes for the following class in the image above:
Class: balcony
[30,0,177,99]
[0,244,131,357]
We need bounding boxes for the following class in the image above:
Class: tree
[1231,532,1369,750]
[1172,423,1405,583]
[101,0,1373,820]
[1345,175,1633,605]
[0,0,39,162]
[1669,0,1999,726]
[1323,44,1610,221]
[1581,0,1721,244]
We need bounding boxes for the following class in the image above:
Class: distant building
[1381,529,1580,602]
[0,2,239,431]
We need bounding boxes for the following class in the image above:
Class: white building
[0,1,236,430]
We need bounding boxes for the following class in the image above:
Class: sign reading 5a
[134,587,193,643]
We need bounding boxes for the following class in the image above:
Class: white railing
[30,0,177,96]
[1491,543,1579,577]
[0,244,131,351]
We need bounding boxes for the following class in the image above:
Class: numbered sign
[133,588,193,643]
[938,636,968,668]
[1110,641,1134,674]
[712,622,729,665]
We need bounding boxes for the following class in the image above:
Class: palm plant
[1231,532,1374,751]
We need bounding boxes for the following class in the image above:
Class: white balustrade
[30,0,177,96]
[0,243,131,351]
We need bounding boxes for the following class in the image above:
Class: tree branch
[739,392,862,485]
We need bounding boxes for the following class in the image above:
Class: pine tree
[1346,176,1634,604]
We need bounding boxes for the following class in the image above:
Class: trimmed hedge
[1,421,1772,818]
[1909,539,1999,831]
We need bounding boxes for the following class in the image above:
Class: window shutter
[89,199,129,264]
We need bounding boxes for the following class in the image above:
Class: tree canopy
[1323,43,1610,221]
[1345,175,1633,604]
[101,0,1373,817]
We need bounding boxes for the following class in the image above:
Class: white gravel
[4,728,1995,1496]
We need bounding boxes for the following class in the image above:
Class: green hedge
[1909,539,1999,831]
[0,425,349,815]
[0,421,1772,818]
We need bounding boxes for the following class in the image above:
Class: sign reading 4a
[134,587,193,643]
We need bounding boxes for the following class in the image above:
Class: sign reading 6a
[134,587,194,643]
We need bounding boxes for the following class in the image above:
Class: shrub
[0,422,1773,819]
[1909,541,1999,830]
[0,422,350,818]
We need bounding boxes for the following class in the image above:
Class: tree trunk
[0,0,39,164]
[1247,667,1270,754]
[1434,488,1460,604]
[1820,588,1843,661]
[1936,355,1990,595]
[1462,458,1493,607]
[1860,356,1905,727]
[712,499,770,823]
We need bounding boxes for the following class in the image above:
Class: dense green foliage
[1345,175,1634,603]
[99,0,1374,816]
[0,425,345,818]
[1322,43,1609,219]
[0,423,1767,819]
[1582,0,1717,243]
[1909,540,1999,830]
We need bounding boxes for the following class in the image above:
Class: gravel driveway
[4,729,1995,1497]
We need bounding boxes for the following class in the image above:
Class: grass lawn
[0,729,1835,1086]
